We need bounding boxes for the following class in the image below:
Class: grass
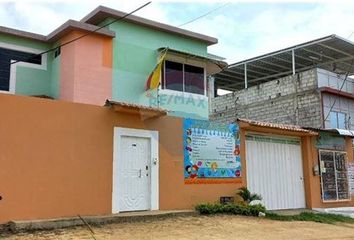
[266,211,354,224]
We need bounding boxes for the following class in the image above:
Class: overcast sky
[1,0,354,63]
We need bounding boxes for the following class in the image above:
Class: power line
[10,1,151,66]
[178,2,229,27]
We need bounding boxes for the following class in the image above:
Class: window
[164,61,183,92]
[162,60,205,95]
[319,150,349,201]
[0,47,42,92]
[329,111,346,129]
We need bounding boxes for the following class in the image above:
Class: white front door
[112,128,159,213]
[246,134,306,210]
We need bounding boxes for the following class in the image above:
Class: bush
[195,203,266,217]
[237,187,262,203]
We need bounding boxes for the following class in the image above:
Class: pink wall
[60,31,112,105]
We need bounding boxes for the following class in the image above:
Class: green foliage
[195,203,266,217]
[265,212,354,224]
[237,187,262,203]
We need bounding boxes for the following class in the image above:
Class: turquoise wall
[107,20,210,119]
[0,34,54,97]
[50,54,60,99]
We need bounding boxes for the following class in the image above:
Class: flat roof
[0,20,115,43]
[81,5,218,45]
[214,35,354,91]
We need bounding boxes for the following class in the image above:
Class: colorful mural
[183,118,241,184]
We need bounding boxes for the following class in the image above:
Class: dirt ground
[2,215,354,240]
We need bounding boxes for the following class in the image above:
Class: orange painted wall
[305,136,354,208]
[238,123,354,210]
[1,94,352,224]
[60,30,112,105]
[0,94,243,224]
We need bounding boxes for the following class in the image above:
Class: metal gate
[246,134,306,210]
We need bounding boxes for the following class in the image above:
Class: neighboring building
[210,35,354,130]
[0,6,225,119]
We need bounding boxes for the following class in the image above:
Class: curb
[7,210,197,233]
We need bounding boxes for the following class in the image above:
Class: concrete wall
[211,69,322,128]
[0,93,242,224]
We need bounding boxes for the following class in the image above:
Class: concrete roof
[0,26,47,42]
[46,20,115,42]
[81,5,218,45]
[0,20,115,43]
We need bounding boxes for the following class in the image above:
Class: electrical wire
[178,2,229,27]
[10,1,151,66]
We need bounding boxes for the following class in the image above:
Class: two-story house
[0,6,225,119]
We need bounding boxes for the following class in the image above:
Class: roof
[305,127,354,137]
[237,118,317,134]
[81,5,218,45]
[214,35,354,91]
[46,20,115,42]
[0,26,47,42]
[0,20,115,43]
[105,100,167,118]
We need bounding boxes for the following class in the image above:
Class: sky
[1,0,354,63]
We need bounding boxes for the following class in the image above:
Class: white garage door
[246,134,306,210]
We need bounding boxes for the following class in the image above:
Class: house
[0,6,225,119]
[1,8,353,225]
[210,35,354,130]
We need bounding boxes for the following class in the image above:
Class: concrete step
[7,210,196,233]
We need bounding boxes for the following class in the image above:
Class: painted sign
[348,163,354,195]
[183,119,241,184]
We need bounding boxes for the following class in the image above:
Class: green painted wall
[0,34,54,97]
[50,54,60,99]
[16,66,51,96]
[107,19,210,119]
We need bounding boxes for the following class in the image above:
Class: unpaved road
[2,215,354,240]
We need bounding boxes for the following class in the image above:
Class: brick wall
[210,69,322,128]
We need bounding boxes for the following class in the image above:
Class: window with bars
[319,150,349,201]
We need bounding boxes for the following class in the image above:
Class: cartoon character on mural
[233,145,240,156]
[185,136,192,152]
[185,164,199,178]
[211,162,218,172]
